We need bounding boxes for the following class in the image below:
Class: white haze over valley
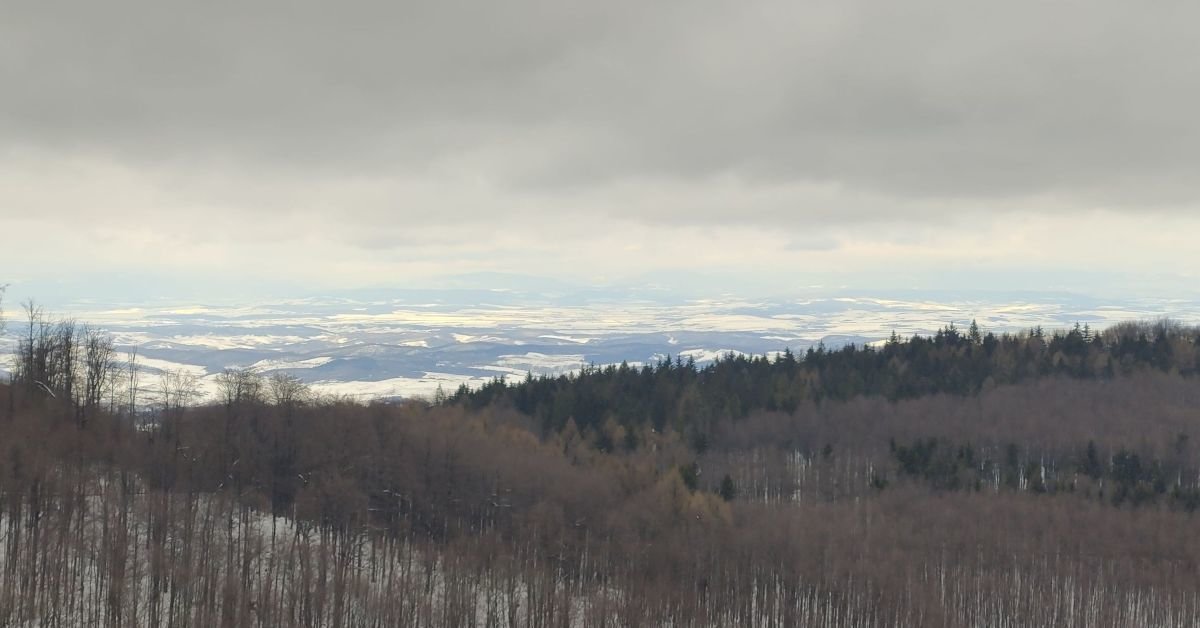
[3,284,1197,403]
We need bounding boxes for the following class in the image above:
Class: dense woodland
[453,319,1199,442]
[3,295,1200,626]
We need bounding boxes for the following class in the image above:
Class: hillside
[2,315,1200,626]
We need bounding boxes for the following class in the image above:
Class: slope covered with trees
[453,320,1199,445]
[2,298,1200,626]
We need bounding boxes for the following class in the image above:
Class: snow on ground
[131,356,209,377]
[476,352,589,378]
[539,334,594,344]
[249,356,334,371]
[678,348,745,363]
[11,292,1198,402]
[310,372,492,400]
[163,334,310,350]
[761,335,808,343]
[452,333,508,343]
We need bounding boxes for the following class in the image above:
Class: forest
[3,295,1200,627]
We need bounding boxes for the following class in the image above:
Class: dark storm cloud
[3,0,1200,228]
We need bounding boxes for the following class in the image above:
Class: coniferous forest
[4,297,1200,626]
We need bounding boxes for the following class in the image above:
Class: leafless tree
[81,326,115,424]
[15,300,43,388]
[158,368,201,416]
[215,367,263,410]
[125,346,140,416]
[268,372,310,409]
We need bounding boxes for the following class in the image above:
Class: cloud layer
[2,0,1198,293]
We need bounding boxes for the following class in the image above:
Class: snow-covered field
[2,290,1198,403]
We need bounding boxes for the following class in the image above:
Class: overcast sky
[2,0,1198,300]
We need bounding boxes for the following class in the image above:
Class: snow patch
[452,333,507,344]
[539,334,594,344]
[250,356,334,371]
[679,348,744,363]
[310,372,490,400]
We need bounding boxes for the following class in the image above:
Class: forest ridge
[453,319,1198,441]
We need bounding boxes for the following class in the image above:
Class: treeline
[7,301,131,423]
[5,298,1200,626]
[8,374,1200,626]
[886,436,1200,509]
[451,319,1200,445]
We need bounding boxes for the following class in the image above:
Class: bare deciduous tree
[268,372,310,409]
[215,367,263,410]
[81,326,115,424]
[158,368,201,416]
[125,346,140,416]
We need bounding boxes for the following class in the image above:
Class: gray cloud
[6,0,1200,205]
[2,0,1199,293]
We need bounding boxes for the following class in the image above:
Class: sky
[2,0,1198,301]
